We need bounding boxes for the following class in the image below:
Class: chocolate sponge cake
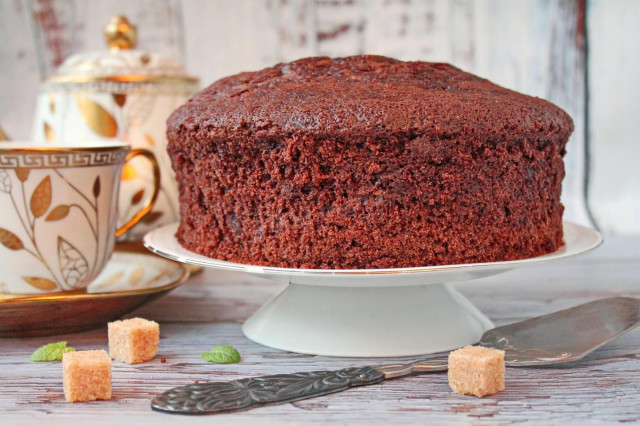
[167,55,573,269]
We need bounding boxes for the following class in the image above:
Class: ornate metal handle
[151,366,385,415]
[151,358,449,415]
[376,356,448,378]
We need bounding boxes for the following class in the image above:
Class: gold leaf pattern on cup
[0,228,24,251]
[75,94,118,138]
[93,176,101,197]
[45,205,70,222]
[30,175,52,218]
[22,276,58,291]
[48,93,55,114]
[113,93,127,107]
[131,188,144,205]
[44,122,56,142]
[15,168,29,182]
[0,170,10,192]
[58,236,90,288]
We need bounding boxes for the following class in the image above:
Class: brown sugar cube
[448,345,505,398]
[62,350,112,402]
[108,317,159,364]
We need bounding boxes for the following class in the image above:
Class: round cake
[167,55,573,269]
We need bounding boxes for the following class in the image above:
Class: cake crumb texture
[448,345,505,398]
[168,55,572,269]
[108,317,159,364]
[62,350,111,402]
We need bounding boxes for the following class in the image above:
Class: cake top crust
[168,55,573,143]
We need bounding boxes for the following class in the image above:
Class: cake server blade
[151,297,640,415]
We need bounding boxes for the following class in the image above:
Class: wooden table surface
[2,235,639,425]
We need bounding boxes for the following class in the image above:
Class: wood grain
[0,235,639,424]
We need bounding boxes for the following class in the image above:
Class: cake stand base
[242,283,493,357]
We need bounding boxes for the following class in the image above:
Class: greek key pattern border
[0,150,128,169]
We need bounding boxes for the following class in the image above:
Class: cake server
[151,297,640,415]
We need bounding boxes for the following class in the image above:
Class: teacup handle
[115,148,161,238]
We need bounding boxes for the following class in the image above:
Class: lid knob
[104,16,137,51]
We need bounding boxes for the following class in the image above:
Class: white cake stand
[144,222,602,357]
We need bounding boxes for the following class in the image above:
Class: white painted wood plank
[363,0,450,61]
[181,0,318,89]
[314,0,363,56]
[588,0,640,234]
[29,0,184,76]
[28,0,77,75]
[0,0,41,141]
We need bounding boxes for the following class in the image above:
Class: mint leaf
[30,341,75,362]
[201,345,241,364]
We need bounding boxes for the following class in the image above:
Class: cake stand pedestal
[144,222,602,357]
[242,283,492,356]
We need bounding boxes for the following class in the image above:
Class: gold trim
[105,16,137,51]
[0,144,130,154]
[114,149,161,237]
[45,74,199,84]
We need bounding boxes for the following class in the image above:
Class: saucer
[0,244,190,337]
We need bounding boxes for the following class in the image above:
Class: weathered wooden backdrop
[0,0,638,234]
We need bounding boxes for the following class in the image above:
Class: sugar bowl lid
[46,16,197,84]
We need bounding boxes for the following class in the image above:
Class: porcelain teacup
[0,141,159,294]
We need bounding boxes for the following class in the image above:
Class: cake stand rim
[143,221,602,279]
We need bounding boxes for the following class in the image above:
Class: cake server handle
[150,360,447,415]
